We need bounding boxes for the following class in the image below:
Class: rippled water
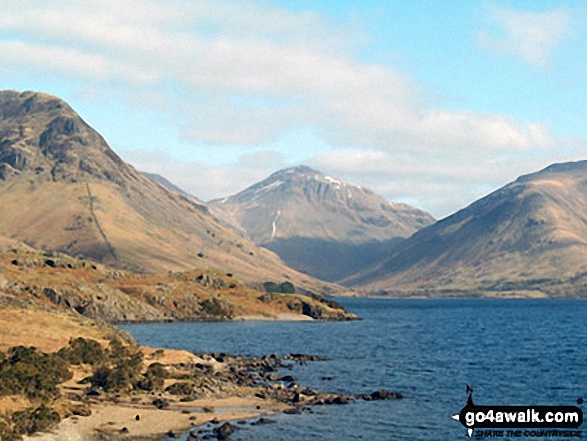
[121,298,587,440]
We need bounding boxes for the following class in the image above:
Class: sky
[1,0,586,218]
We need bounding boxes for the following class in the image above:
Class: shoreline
[113,313,316,326]
[332,293,573,299]
[18,346,401,441]
[24,396,288,441]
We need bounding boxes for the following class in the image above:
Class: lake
[121,298,586,440]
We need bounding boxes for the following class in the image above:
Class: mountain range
[0,90,342,296]
[209,166,435,282]
[3,89,587,300]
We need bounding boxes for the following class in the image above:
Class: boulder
[252,418,275,425]
[369,389,403,400]
[215,422,234,440]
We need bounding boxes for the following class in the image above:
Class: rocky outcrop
[0,250,357,323]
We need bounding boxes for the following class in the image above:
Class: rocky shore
[6,340,401,441]
[0,249,358,324]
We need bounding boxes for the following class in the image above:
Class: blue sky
[1,0,586,217]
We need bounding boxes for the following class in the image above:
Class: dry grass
[0,249,355,323]
[0,177,344,297]
[0,308,107,353]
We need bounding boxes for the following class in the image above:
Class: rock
[43,287,62,305]
[252,418,275,425]
[167,430,177,438]
[215,422,234,439]
[283,408,301,415]
[152,398,169,409]
[71,407,92,417]
[369,389,403,400]
[135,414,140,421]
[301,301,323,319]
[331,396,349,405]
[85,389,100,397]
[120,427,129,434]
[257,293,276,303]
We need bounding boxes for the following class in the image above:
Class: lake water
[121,298,587,440]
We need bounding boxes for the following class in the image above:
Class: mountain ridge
[0,90,345,295]
[211,165,435,282]
[345,160,587,298]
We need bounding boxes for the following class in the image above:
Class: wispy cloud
[478,5,572,67]
[122,148,288,202]
[0,0,554,152]
[0,0,581,216]
[308,146,585,217]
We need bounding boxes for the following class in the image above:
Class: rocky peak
[210,165,435,282]
[221,165,368,207]
[0,90,133,184]
[270,165,359,188]
[214,165,435,241]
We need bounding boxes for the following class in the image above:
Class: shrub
[0,346,72,400]
[89,339,144,392]
[165,381,195,396]
[137,363,167,391]
[200,297,232,318]
[311,294,347,312]
[90,365,131,392]
[57,337,105,366]
[263,281,295,294]
[0,417,11,440]
[11,405,60,437]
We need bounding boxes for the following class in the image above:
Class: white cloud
[0,0,581,217]
[478,5,572,67]
[122,141,586,219]
[309,147,584,217]
[122,148,288,201]
[0,0,556,153]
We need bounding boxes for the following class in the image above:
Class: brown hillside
[345,161,587,298]
[0,90,344,295]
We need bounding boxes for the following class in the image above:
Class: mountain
[143,172,197,199]
[345,160,587,298]
[210,166,435,282]
[0,90,343,295]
